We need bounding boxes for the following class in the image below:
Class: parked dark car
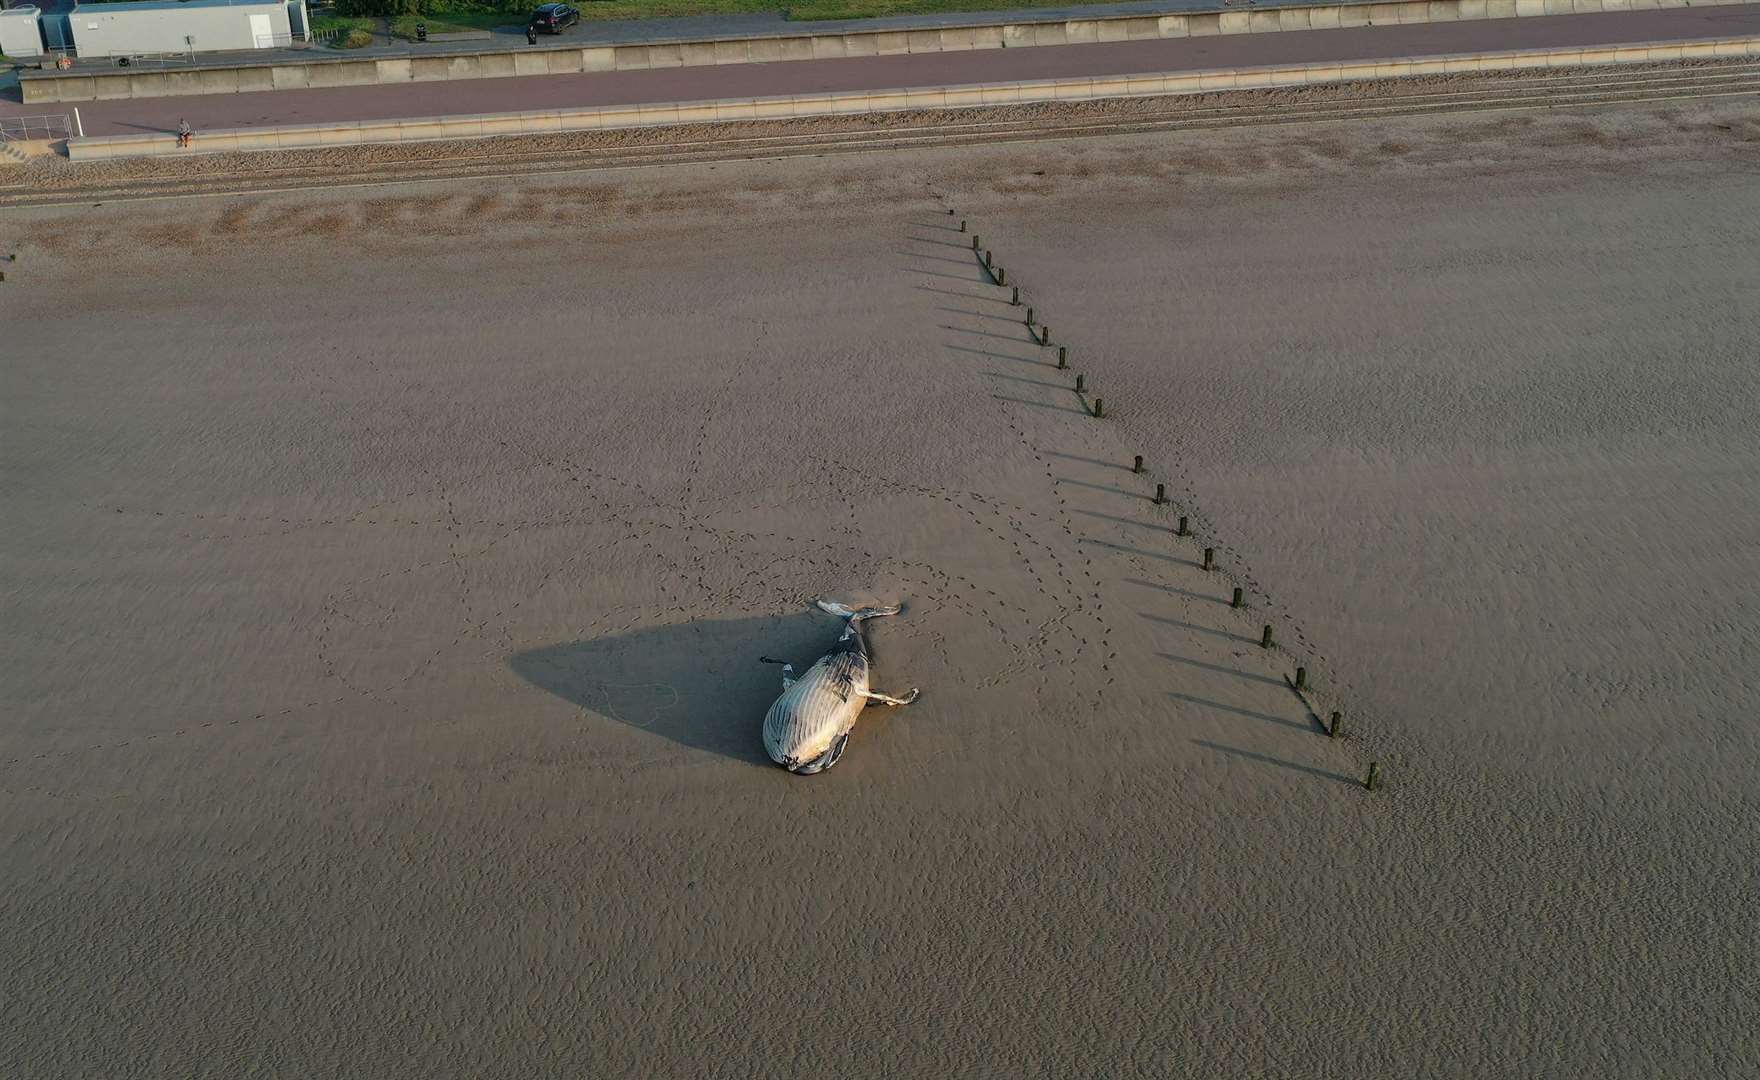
[530,3,579,32]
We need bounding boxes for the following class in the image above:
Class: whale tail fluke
[816,599,902,622]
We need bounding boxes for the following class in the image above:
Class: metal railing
[120,54,192,66]
[0,114,72,142]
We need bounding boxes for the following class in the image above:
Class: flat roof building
[66,0,307,58]
[0,6,47,57]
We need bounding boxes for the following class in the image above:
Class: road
[7,5,1759,136]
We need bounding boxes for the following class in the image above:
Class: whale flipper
[816,600,901,622]
[790,732,849,775]
[863,687,919,707]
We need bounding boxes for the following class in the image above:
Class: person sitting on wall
[527,24,538,44]
[177,118,192,149]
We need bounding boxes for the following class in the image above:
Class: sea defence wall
[23,0,1755,103]
[64,34,1760,160]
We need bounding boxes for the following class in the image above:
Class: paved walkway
[30,0,1387,75]
[9,6,1758,137]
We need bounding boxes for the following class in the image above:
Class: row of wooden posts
[1139,450,1373,784]
[956,209,1379,792]
[966,223,1105,419]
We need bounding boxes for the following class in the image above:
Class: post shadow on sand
[1281,673,1330,734]
[939,305,1022,322]
[510,611,843,766]
[1124,578,1229,606]
[1055,476,1147,500]
[1170,691,1310,734]
[1140,611,1256,646]
[914,284,1012,305]
[942,324,1034,345]
[911,236,975,252]
[991,393,1088,415]
[986,370,1070,391]
[1079,537,1202,569]
[946,343,1053,368]
[905,267,990,285]
[1193,740,1357,785]
[1157,651,1286,688]
[905,251,980,268]
[1073,507,1167,532]
[1045,451,1134,472]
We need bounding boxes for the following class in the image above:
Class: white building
[0,6,47,58]
[67,0,308,58]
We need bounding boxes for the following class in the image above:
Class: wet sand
[3,97,1757,1076]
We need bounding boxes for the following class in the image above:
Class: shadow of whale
[510,611,838,766]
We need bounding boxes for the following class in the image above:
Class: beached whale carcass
[761,600,920,774]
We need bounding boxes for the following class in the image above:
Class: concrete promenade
[19,0,1758,104]
[10,5,1758,139]
[15,0,1566,75]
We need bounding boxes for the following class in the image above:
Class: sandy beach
[3,96,1757,1076]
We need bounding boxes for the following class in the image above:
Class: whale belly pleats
[763,654,868,768]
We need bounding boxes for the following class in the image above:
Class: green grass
[311,14,376,35]
[310,14,380,48]
[392,11,517,34]
[311,13,376,31]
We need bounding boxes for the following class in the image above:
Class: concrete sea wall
[23,0,1755,103]
[63,34,1760,159]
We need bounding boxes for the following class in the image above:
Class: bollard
[1260,624,1274,649]
[984,250,992,268]
[1178,516,1189,537]
[997,268,1006,287]
[1011,286,1020,306]
[1294,666,1307,691]
[960,220,967,232]
[972,235,980,250]
[1202,547,1213,570]
[1365,762,1381,791]
[1133,455,1143,474]
[1155,484,1166,505]
[1026,307,1034,326]
[947,208,955,215]
[1075,374,1085,393]
[1057,347,1067,370]
[1231,586,1243,608]
[1040,325,1050,346]
[0,271,6,283]
[1329,711,1342,739]
[1093,398,1104,418]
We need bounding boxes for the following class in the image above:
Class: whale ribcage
[763,650,869,764]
